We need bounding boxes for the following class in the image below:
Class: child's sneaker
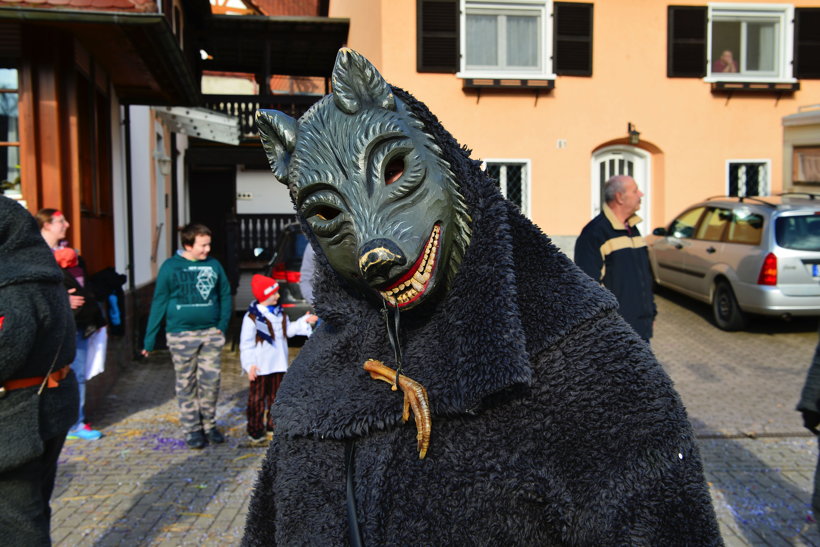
[67,424,102,440]
[248,435,267,446]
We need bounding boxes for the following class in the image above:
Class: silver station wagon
[647,194,820,330]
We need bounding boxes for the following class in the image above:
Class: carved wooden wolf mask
[256,48,471,311]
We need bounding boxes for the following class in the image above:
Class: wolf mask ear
[256,109,297,184]
[332,48,396,115]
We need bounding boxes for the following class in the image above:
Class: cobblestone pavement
[50,289,820,546]
[653,287,820,546]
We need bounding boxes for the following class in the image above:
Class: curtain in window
[507,16,538,67]
[748,22,775,72]
[466,14,498,66]
[798,153,820,183]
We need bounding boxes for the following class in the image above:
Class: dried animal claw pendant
[363,359,431,459]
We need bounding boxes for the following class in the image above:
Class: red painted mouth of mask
[379,224,441,308]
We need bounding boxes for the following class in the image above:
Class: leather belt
[0,365,72,398]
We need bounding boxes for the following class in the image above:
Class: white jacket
[239,303,313,375]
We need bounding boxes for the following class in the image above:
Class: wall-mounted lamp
[154,151,173,177]
[628,123,640,145]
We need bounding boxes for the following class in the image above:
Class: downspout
[123,104,137,355]
[171,132,178,253]
[124,104,135,292]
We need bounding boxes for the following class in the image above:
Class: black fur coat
[0,196,78,471]
[242,91,722,546]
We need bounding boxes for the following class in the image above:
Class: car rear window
[775,215,820,251]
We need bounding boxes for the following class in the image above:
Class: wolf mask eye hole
[384,157,405,185]
[313,205,341,221]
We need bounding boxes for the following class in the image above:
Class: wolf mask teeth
[257,48,471,311]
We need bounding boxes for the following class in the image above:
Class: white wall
[176,132,190,227]
[129,105,156,288]
[236,167,295,214]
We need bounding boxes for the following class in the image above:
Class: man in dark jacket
[243,49,722,545]
[574,175,656,340]
[797,327,820,522]
[0,196,79,545]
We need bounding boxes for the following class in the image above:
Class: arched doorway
[590,146,651,236]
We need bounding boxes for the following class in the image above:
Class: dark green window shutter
[667,5,707,78]
[795,8,820,79]
[417,0,459,73]
[554,2,593,76]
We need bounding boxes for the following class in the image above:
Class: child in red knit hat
[240,274,317,444]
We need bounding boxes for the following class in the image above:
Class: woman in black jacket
[37,208,104,440]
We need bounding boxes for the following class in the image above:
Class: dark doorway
[189,166,238,290]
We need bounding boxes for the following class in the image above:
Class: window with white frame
[460,0,552,78]
[0,67,20,201]
[707,4,794,82]
[485,160,530,215]
[727,160,770,197]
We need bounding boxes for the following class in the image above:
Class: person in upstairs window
[713,49,738,73]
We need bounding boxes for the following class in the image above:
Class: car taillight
[271,265,301,284]
[757,253,777,285]
[271,263,286,281]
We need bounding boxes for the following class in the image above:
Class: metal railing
[237,213,298,261]
[202,94,322,138]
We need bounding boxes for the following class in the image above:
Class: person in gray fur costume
[0,195,79,546]
[243,49,722,545]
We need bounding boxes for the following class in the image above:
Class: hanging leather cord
[345,439,363,547]
[38,338,65,395]
[381,301,403,385]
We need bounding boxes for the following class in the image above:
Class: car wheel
[712,280,747,331]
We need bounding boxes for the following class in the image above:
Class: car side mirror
[652,227,668,236]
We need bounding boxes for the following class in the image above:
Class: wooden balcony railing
[202,94,322,138]
[236,213,299,264]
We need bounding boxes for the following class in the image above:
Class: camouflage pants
[166,327,225,434]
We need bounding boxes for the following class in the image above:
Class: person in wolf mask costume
[243,49,722,546]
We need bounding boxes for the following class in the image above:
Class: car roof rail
[777,192,820,200]
[704,195,776,207]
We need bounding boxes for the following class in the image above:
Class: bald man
[574,175,656,341]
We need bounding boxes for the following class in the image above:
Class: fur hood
[0,196,63,290]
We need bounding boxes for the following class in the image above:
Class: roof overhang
[0,7,200,105]
[154,106,240,145]
[201,15,349,77]
[783,106,820,127]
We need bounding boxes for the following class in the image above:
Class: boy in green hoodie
[141,223,232,449]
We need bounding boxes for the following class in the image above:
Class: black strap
[38,337,65,395]
[345,439,363,547]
